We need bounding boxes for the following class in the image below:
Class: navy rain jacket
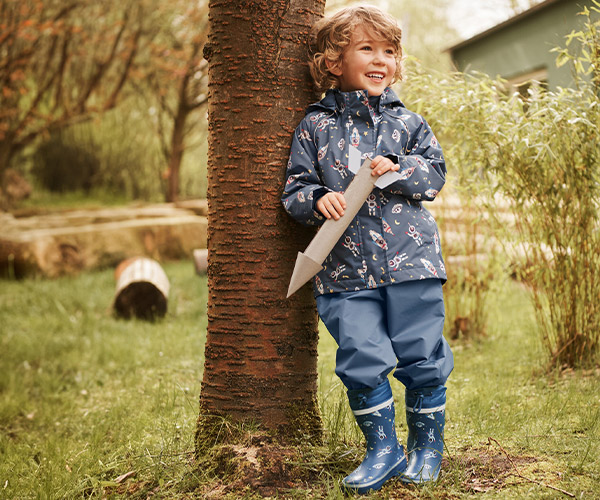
[282,87,446,296]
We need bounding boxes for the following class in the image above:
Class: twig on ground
[487,437,575,498]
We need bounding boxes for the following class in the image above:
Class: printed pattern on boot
[401,385,446,484]
[344,381,407,494]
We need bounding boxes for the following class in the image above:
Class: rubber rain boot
[401,385,446,484]
[343,379,407,494]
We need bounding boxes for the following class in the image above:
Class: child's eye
[386,49,396,55]
[360,45,372,51]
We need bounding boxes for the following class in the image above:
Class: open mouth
[366,73,385,82]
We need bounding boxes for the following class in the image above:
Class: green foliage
[32,133,100,193]
[28,108,162,200]
[442,237,499,341]
[63,106,166,200]
[551,0,600,89]
[2,0,209,204]
[0,0,143,172]
[26,100,208,201]
[399,5,600,368]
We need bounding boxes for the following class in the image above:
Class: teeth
[367,74,384,80]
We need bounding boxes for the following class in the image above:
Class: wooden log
[175,199,208,215]
[113,257,170,320]
[0,214,207,278]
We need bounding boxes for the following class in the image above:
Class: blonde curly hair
[308,5,403,94]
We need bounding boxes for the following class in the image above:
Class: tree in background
[137,0,209,202]
[0,0,143,199]
[196,0,325,449]
[0,0,212,205]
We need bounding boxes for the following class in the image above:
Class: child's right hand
[316,192,347,220]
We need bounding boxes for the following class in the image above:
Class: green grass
[0,262,207,498]
[1,263,599,498]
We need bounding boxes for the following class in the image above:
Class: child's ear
[325,58,343,77]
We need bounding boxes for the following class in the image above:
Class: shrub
[400,4,600,368]
[32,134,100,193]
[440,212,500,341]
[28,98,209,201]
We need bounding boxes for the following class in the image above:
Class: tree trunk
[166,103,187,203]
[0,140,18,208]
[196,0,325,445]
[0,137,17,183]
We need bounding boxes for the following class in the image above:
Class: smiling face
[326,25,397,96]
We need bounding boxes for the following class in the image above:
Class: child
[281,4,454,494]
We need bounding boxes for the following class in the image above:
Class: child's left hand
[370,155,399,177]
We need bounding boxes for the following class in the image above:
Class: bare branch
[154,75,177,120]
[13,37,66,138]
[104,26,142,110]
[0,1,148,171]
[156,103,172,162]
[78,7,129,112]
[52,35,70,112]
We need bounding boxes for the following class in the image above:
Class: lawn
[1,260,598,498]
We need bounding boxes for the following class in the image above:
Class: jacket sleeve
[384,117,446,202]
[281,119,329,227]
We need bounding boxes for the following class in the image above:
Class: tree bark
[196,0,325,444]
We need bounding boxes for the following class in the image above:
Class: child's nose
[373,52,385,64]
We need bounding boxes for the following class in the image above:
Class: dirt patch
[452,446,538,494]
[198,434,319,498]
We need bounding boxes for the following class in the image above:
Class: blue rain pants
[316,279,453,391]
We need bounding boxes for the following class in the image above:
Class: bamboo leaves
[400,6,600,368]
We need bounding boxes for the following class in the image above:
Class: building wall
[450,0,594,90]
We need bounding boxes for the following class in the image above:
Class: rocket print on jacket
[282,88,447,296]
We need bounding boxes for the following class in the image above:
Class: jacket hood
[307,87,405,114]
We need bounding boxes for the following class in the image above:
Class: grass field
[1,260,599,499]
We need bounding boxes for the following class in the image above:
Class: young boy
[282,5,453,494]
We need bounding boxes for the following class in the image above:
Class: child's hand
[316,192,347,220]
[370,155,399,177]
